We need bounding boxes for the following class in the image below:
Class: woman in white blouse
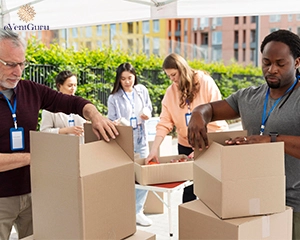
[40,71,86,142]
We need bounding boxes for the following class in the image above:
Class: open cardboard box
[29,124,136,239]
[179,199,292,239]
[193,130,286,219]
[135,154,193,185]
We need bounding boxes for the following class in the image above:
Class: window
[243,16,246,24]
[175,20,181,31]
[243,30,246,44]
[297,14,300,21]
[96,25,102,36]
[119,23,122,33]
[234,49,238,61]
[128,22,133,34]
[212,31,222,45]
[250,30,256,43]
[288,15,293,22]
[250,48,256,62]
[297,27,300,36]
[234,17,239,24]
[86,26,92,38]
[200,17,209,29]
[86,41,91,49]
[136,22,139,34]
[251,16,256,23]
[269,15,281,22]
[97,40,102,49]
[234,30,239,44]
[212,48,222,61]
[201,33,208,45]
[194,32,197,44]
[153,38,160,55]
[128,39,133,52]
[72,28,78,38]
[61,29,66,38]
[212,17,222,26]
[193,18,198,31]
[110,24,116,38]
[142,21,150,34]
[153,20,160,33]
[243,49,246,61]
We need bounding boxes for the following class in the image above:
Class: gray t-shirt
[226,83,300,212]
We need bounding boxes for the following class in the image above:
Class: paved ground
[9,121,242,240]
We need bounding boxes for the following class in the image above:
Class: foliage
[25,37,264,117]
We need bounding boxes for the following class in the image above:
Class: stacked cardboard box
[179,130,292,239]
[29,124,156,239]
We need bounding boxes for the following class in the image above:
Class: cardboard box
[125,229,156,239]
[179,200,292,239]
[144,191,164,214]
[193,131,286,219]
[135,154,193,185]
[23,230,156,240]
[30,125,136,240]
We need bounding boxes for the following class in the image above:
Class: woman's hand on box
[145,151,159,165]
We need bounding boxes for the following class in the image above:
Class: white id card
[130,117,138,129]
[10,127,25,151]
[185,113,191,126]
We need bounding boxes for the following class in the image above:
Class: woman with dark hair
[107,63,153,226]
[145,53,228,203]
[40,70,86,142]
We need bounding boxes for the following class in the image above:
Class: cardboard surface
[193,131,286,219]
[179,200,292,239]
[135,154,193,185]
[125,229,156,240]
[30,125,136,240]
[22,229,156,240]
[144,191,164,214]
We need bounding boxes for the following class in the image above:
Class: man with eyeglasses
[0,28,119,239]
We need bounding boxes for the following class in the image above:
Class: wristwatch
[269,132,278,142]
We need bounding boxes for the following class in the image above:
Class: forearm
[0,153,30,172]
[277,135,300,159]
[150,135,165,153]
[82,103,100,121]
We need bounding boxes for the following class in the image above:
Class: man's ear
[295,57,300,69]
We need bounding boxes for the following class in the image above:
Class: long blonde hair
[162,53,200,108]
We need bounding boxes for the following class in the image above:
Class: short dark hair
[55,70,77,90]
[111,63,138,94]
[260,29,300,60]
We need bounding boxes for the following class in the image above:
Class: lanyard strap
[260,79,298,135]
[0,92,18,129]
[123,89,135,115]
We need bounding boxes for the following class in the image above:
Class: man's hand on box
[225,135,271,145]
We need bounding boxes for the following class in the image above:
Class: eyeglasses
[0,58,29,69]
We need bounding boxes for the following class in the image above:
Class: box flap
[84,123,134,160]
[194,130,248,159]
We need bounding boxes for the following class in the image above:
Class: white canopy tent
[1,0,300,30]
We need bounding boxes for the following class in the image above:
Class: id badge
[185,113,192,126]
[130,117,138,129]
[10,127,25,151]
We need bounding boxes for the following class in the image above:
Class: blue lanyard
[260,79,298,135]
[123,89,135,116]
[0,92,18,129]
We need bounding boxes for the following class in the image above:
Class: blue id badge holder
[185,113,192,126]
[10,127,25,151]
[130,117,138,129]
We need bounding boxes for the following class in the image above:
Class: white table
[135,180,193,237]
